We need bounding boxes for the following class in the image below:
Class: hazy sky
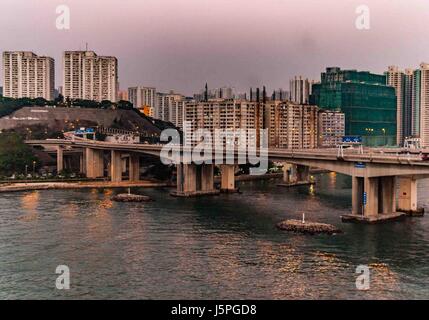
[1,0,429,95]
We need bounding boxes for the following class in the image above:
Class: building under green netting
[310,67,397,146]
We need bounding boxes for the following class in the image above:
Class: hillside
[0,106,174,138]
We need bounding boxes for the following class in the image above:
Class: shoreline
[0,170,330,193]
[0,180,173,193]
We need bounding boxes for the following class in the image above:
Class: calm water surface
[1,173,428,299]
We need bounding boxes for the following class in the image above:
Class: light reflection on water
[0,174,428,299]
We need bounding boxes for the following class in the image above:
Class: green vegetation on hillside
[0,132,38,176]
[0,95,135,118]
[0,96,53,117]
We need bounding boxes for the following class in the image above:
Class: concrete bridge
[26,139,429,223]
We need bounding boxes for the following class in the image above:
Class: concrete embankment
[0,181,172,193]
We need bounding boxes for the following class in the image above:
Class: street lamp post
[32,161,36,176]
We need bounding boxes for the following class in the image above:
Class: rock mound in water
[111,193,153,202]
[276,219,342,235]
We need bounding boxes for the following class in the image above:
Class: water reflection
[0,175,428,299]
[19,191,39,222]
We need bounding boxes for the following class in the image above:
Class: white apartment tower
[2,51,55,100]
[386,66,405,145]
[419,63,429,148]
[63,51,118,102]
[128,86,156,109]
[156,91,187,128]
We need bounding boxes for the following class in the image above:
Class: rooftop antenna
[85,43,88,51]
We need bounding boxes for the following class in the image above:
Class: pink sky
[1,0,429,94]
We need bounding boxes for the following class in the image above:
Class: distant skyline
[1,0,429,95]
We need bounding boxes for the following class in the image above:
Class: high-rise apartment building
[2,51,55,100]
[289,76,314,104]
[318,110,345,147]
[265,101,319,149]
[385,66,405,145]
[310,67,396,146]
[128,86,156,109]
[388,63,429,148]
[63,51,118,102]
[412,68,421,137]
[418,63,429,148]
[183,99,263,147]
[184,98,319,150]
[403,69,414,141]
[156,91,187,128]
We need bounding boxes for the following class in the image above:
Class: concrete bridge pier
[110,150,123,182]
[85,148,104,178]
[129,153,140,182]
[79,152,85,174]
[220,164,239,193]
[56,146,64,173]
[278,163,312,187]
[397,177,424,216]
[172,163,219,197]
[344,175,405,223]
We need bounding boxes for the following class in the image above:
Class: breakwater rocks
[111,193,153,202]
[276,219,342,235]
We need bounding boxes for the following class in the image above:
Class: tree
[0,132,38,176]
[55,94,64,105]
[117,100,133,110]
[100,100,113,109]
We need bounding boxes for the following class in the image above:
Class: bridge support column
[380,176,396,214]
[282,163,294,184]
[278,164,312,187]
[297,165,310,182]
[398,177,424,216]
[85,148,104,178]
[129,153,140,182]
[201,164,214,191]
[79,151,85,174]
[344,176,406,223]
[172,163,219,197]
[110,150,122,182]
[364,177,379,217]
[220,164,238,193]
[56,146,64,173]
[352,176,364,215]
